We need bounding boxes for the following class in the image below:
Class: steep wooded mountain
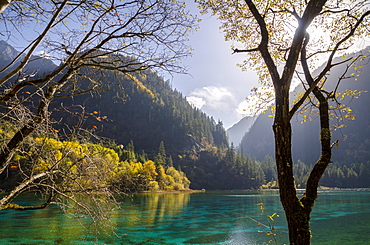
[53,70,229,156]
[0,41,228,156]
[239,47,370,188]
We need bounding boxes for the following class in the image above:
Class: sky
[171,1,370,129]
[168,2,260,129]
[3,1,369,129]
[1,0,258,129]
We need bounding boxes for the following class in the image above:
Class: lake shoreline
[140,189,206,194]
[258,187,370,192]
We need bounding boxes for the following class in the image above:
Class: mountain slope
[226,116,256,146]
[54,70,229,156]
[0,41,228,157]
[0,40,57,77]
[240,47,370,166]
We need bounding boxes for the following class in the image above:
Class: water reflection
[0,194,89,244]
[0,191,368,244]
[116,192,191,227]
[116,191,290,245]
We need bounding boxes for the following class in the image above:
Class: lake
[0,190,369,244]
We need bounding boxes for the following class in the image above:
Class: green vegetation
[176,145,265,190]
[175,145,370,190]
[0,124,190,193]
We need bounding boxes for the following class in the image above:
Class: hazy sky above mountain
[170,1,259,129]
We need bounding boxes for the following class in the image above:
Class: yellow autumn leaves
[12,136,190,192]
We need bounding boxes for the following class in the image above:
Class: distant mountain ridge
[0,40,57,77]
[0,40,18,63]
[240,46,370,166]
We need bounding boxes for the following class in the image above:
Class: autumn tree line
[0,121,190,193]
[3,112,369,193]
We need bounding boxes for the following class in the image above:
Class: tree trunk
[273,85,312,244]
[273,118,312,244]
[273,81,333,244]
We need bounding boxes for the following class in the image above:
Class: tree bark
[301,88,332,212]
[273,82,332,245]
[273,83,312,244]
[0,171,57,209]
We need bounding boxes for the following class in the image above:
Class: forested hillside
[1,42,237,190]
[48,60,281,190]
[52,69,229,156]
[3,41,368,190]
[0,41,228,158]
[239,47,370,188]
[0,42,288,191]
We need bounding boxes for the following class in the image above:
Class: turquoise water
[0,190,369,244]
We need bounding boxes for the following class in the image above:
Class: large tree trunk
[273,85,312,244]
[273,81,333,244]
[273,120,311,245]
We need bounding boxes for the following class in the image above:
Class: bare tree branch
[0,0,69,85]
[0,170,59,208]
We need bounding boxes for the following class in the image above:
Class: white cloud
[236,86,275,117]
[186,96,206,109]
[187,85,275,127]
[188,86,236,111]
[35,50,52,59]
[185,86,245,128]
